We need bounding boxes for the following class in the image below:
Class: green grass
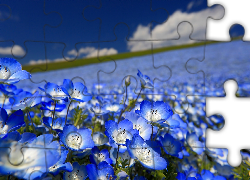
[22,39,234,73]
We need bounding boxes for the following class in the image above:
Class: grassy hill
[22,40,223,73]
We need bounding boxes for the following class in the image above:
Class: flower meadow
[0,57,249,180]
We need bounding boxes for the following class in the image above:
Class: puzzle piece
[150,21,206,113]
[94,24,172,95]
[44,0,100,61]
[0,0,61,59]
[0,0,246,179]
[83,0,169,41]
[206,80,250,167]
[207,0,250,41]
[187,25,250,96]
[150,0,224,40]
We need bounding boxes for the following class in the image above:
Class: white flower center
[66,133,82,150]
[146,109,161,122]
[134,124,142,133]
[113,128,128,144]
[67,169,83,180]
[0,65,11,79]
[0,124,8,134]
[71,88,81,98]
[49,164,58,172]
[95,152,105,163]
[136,147,153,164]
[106,105,119,112]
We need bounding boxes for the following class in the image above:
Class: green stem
[151,124,154,141]
[65,100,72,125]
[115,145,120,171]
[128,87,142,112]
[51,101,56,127]
[118,87,143,123]
[27,110,35,132]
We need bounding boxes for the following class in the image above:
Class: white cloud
[67,47,118,58]
[127,6,224,52]
[29,57,70,65]
[0,45,25,56]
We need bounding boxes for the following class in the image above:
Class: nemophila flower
[90,103,109,116]
[0,57,31,84]
[201,170,226,180]
[103,102,123,114]
[159,133,182,158]
[160,113,185,130]
[136,100,173,124]
[110,147,135,167]
[86,161,116,180]
[43,117,66,132]
[117,171,129,180]
[89,146,112,165]
[186,133,204,155]
[105,119,139,153]
[0,133,61,178]
[126,134,168,170]
[137,70,153,89]
[176,172,202,180]
[125,112,152,140]
[49,149,73,176]
[0,108,25,137]
[92,132,109,146]
[40,101,66,112]
[63,162,88,180]
[59,125,94,151]
[8,91,41,110]
[63,79,92,102]
[39,82,68,100]
[0,84,22,97]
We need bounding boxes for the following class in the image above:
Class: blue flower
[125,112,152,141]
[0,58,31,84]
[136,100,173,123]
[0,84,22,97]
[90,103,109,116]
[105,119,139,153]
[92,132,109,146]
[40,101,66,112]
[201,170,226,180]
[63,79,92,102]
[186,132,205,155]
[126,134,168,170]
[86,161,116,180]
[0,108,25,137]
[49,149,73,176]
[89,146,112,165]
[110,147,135,167]
[43,117,66,132]
[63,162,88,180]
[103,102,123,114]
[0,133,61,178]
[137,70,153,89]
[8,91,41,110]
[59,125,95,151]
[159,133,182,158]
[39,82,68,101]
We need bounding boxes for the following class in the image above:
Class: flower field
[0,41,250,179]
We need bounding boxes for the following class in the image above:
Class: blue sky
[0,0,244,65]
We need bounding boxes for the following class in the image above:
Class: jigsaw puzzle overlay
[0,0,249,179]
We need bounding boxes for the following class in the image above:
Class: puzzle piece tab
[207,0,250,41]
[206,80,250,167]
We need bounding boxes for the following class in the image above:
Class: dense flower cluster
[0,58,247,179]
